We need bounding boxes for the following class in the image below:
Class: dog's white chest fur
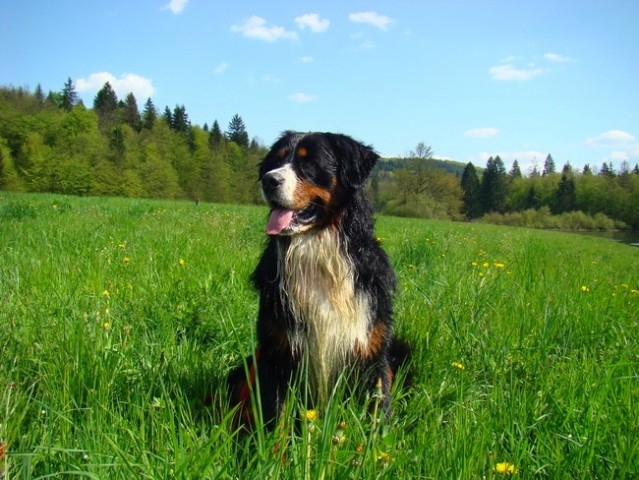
[279,230,370,399]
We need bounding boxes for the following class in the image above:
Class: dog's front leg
[252,348,295,427]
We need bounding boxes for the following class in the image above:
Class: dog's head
[259,131,379,236]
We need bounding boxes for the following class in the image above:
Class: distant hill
[376,157,476,177]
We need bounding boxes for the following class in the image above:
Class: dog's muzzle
[261,171,283,202]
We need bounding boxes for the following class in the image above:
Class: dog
[227,131,409,428]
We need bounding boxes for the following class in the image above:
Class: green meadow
[1,191,638,479]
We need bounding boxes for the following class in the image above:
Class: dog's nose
[262,172,282,196]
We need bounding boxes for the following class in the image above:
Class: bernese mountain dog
[228,131,409,428]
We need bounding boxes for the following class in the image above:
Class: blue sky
[2,0,638,172]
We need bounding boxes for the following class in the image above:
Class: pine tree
[34,84,45,105]
[509,160,522,180]
[171,104,190,133]
[209,120,224,148]
[552,173,576,213]
[61,77,78,111]
[524,185,540,209]
[460,162,481,219]
[480,156,508,213]
[226,114,249,147]
[561,162,573,175]
[542,154,556,176]
[142,98,157,130]
[162,106,173,128]
[93,82,119,130]
[124,93,142,132]
[633,163,639,175]
[599,162,615,177]
[583,164,593,175]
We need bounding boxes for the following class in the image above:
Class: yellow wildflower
[471,262,478,267]
[494,262,505,269]
[377,450,390,463]
[581,285,590,293]
[302,409,318,421]
[496,462,517,474]
[123,257,130,264]
[482,262,490,268]
[102,290,110,298]
[178,258,185,267]
[452,362,465,370]
[102,322,111,330]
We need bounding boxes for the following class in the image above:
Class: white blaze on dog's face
[260,133,338,236]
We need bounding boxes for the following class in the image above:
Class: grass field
[1,191,638,479]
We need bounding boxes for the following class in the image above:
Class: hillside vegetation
[2,81,639,229]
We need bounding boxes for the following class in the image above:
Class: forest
[1,79,638,229]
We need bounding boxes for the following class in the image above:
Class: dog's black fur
[228,131,409,427]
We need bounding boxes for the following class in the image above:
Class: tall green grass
[1,191,638,479]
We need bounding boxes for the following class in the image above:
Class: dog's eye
[296,147,308,158]
[277,148,288,159]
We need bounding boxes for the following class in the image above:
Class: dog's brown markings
[278,148,287,159]
[294,181,333,209]
[355,323,389,360]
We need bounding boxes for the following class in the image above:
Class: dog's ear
[325,133,379,189]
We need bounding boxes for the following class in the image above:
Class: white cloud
[295,13,330,32]
[162,0,189,15]
[213,62,228,75]
[231,16,298,42]
[76,72,155,100]
[489,64,544,81]
[465,128,500,138]
[299,55,315,63]
[288,92,317,103]
[349,12,393,31]
[544,52,573,63]
[586,130,636,147]
[610,150,631,162]
[500,55,522,63]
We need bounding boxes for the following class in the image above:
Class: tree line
[371,150,639,229]
[0,79,265,204]
[2,79,638,229]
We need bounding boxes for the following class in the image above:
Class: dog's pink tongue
[266,209,294,235]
